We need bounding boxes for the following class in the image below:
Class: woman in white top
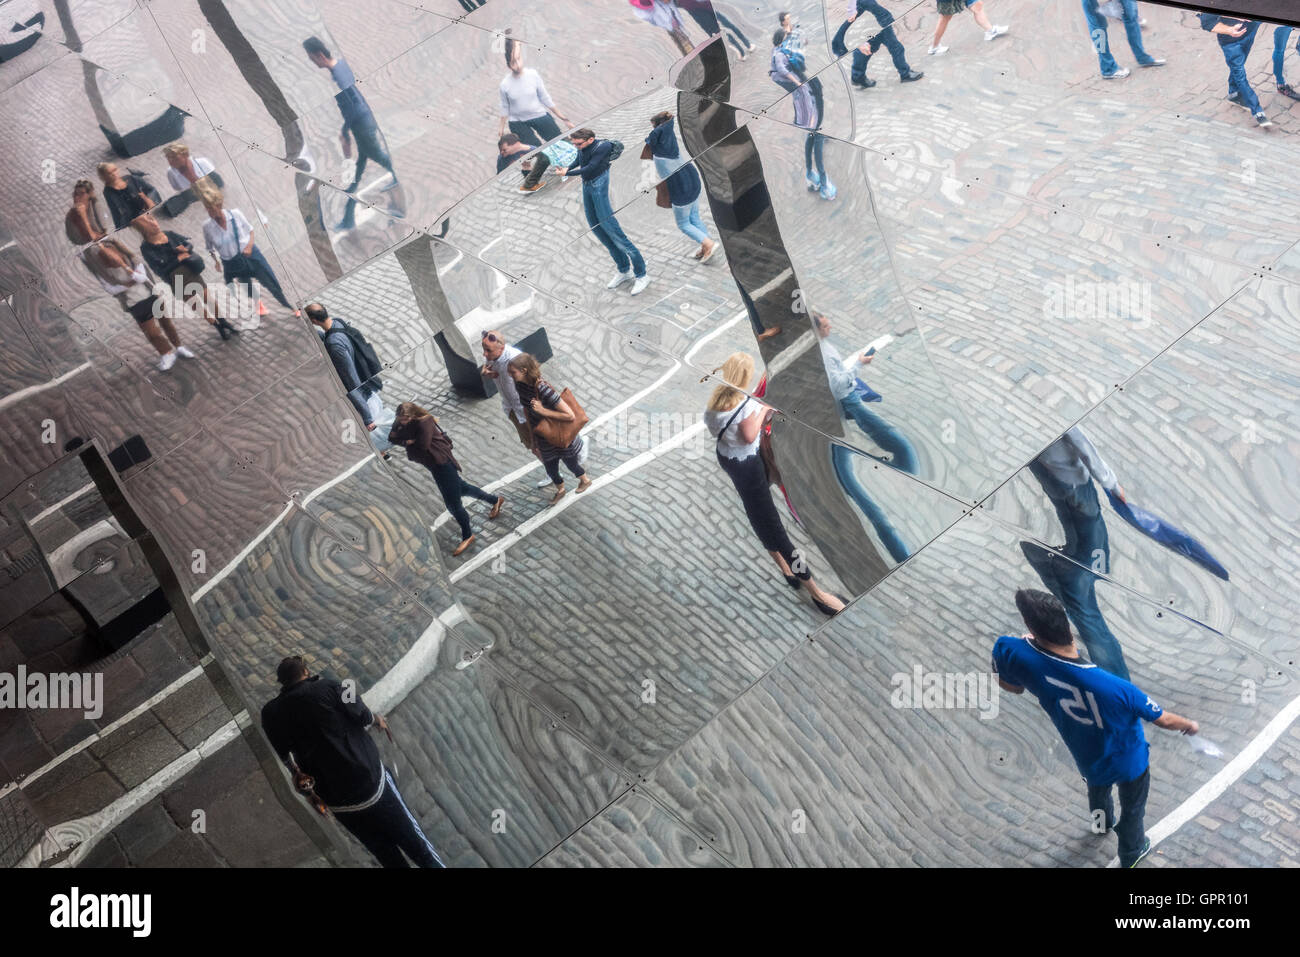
[497,36,570,146]
[83,238,193,371]
[198,183,296,314]
[705,352,846,616]
[163,142,220,193]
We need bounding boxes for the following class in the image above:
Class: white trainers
[985,25,1009,41]
[158,351,178,371]
[629,274,651,296]
[175,346,196,359]
[928,44,948,55]
[1102,67,1131,79]
[606,270,633,289]
[535,476,553,488]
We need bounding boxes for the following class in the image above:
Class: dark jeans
[508,114,562,148]
[840,394,918,474]
[582,172,646,277]
[222,246,292,310]
[852,29,910,80]
[333,768,445,868]
[1220,20,1263,113]
[340,123,397,228]
[1026,461,1130,681]
[1081,0,1155,75]
[1088,768,1150,866]
[1274,25,1297,84]
[831,442,909,562]
[539,436,585,485]
[717,451,807,573]
[429,459,495,540]
[738,281,769,338]
[685,8,752,54]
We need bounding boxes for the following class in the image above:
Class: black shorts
[128,295,160,325]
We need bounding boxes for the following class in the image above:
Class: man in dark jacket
[306,301,392,450]
[261,656,444,867]
[558,128,651,295]
[1200,13,1273,127]
[646,113,716,262]
[832,0,923,88]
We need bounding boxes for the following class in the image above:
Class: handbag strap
[716,398,748,448]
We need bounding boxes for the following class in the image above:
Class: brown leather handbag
[759,411,783,487]
[532,382,589,449]
[641,143,673,209]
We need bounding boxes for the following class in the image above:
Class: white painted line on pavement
[364,605,465,714]
[0,362,92,413]
[1107,692,1300,867]
[28,482,95,526]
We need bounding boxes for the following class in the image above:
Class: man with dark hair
[1199,14,1273,128]
[303,35,401,229]
[306,301,391,448]
[261,656,444,867]
[497,132,577,194]
[993,589,1199,868]
[558,129,650,295]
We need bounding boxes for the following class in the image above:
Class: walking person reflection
[134,213,237,340]
[506,353,592,505]
[199,184,296,315]
[705,353,846,616]
[497,36,571,147]
[388,402,503,557]
[770,23,834,199]
[1025,426,1130,680]
[646,111,716,262]
[83,239,192,371]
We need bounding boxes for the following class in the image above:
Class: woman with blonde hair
[387,401,503,556]
[198,183,296,314]
[506,352,592,504]
[82,238,193,371]
[705,352,845,616]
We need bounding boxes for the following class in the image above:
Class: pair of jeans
[1081,0,1155,74]
[851,28,910,79]
[840,395,918,474]
[508,114,562,147]
[671,201,709,243]
[1221,21,1263,113]
[333,769,445,868]
[428,458,495,540]
[685,8,751,54]
[340,123,396,228]
[1026,460,1130,681]
[831,443,910,562]
[222,246,292,310]
[1274,25,1297,85]
[805,132,827,181]
[582,172,646,277]
[1088,768,1150,866]
[737,281,770,339]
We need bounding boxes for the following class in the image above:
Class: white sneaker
[1102,67,1130,79]
[158,351,178,371]
[175,346,196,359]
[606,270,633,290]
[928,44,948,55]
[985,25,1009,41]
[535,476,553,488]
[629,274,651,296]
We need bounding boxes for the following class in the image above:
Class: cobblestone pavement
[1,0,1298,868]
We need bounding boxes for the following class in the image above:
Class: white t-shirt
[706,397,763,460]
[498,69,554,122]
[487,342,526,422]
[202,208,253,261]
[166,156,216,193]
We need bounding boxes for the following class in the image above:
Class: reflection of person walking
[1027,426,1129,680]
[833,0,924,88]
[1199,14,1272,128]
[304,35,400,230]
[1081,0,1165,80]
[559,129,650,295]
[84,239,193,371]
[497,36,571,146]
[508,353,592,505]
[261,656,445,868]
[480,330,533,453]
[705,353,845,616]
[770,26,835,200]
[646,111,715,261]
[929,0,1008,56]
[134,213,237,340]
[389,402,503,556]
[200,184,296,314]
[993,589,1199,868]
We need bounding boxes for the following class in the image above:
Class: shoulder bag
[531,380,589,449]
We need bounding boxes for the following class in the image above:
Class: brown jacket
[389,416,458,470]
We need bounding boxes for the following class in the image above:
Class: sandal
[549,485,567,506]
[488,495,504,519]
[576,476,593,494]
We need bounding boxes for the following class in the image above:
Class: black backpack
[328,321,383,391]
[606,139,625,162]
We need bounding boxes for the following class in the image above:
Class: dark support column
[676,35,889,595]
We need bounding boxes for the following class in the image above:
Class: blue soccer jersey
[992,635,1163,786]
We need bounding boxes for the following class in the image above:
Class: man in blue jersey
[992,589,1199,867]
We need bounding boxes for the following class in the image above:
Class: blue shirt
[330,59,375,134]
[992,635,1163,786]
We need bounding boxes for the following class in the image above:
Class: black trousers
[509,114,562,147]
[717,451,807,574]
[340,123,397,227]
[429,458,495,540]
[333,768,444,868]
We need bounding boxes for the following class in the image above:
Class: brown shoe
[757,325,782,341]
[489,495,504,519]
[576,476,593,494]
[549,484,567,506]
[452,534,476,556]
